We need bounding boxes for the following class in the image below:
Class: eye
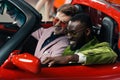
[68,31,77,36]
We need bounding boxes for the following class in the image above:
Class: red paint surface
[1,0,120,79]
[1,62,120,80]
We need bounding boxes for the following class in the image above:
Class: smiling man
[43,13,118,67]
[32,4,79,63]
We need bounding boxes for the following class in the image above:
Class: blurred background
[0,0,66,22]
[25,0,46,21]
[25,0,66,21]
[25,0,38,7]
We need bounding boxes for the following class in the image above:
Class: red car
[0,0,120,80]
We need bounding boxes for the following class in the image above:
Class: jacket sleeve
[40,37,69,63]
[78,42,118,65]
[31,28,43,40]
[50,38,69,57]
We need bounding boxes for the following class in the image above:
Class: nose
[54,21,61,27]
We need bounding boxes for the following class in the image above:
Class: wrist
[75,52,86,63]
[67,54,79,62]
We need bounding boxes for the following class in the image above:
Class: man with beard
[42,13,118,67]
[32,4,79,63]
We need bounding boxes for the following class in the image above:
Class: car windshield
[5,2,26,27]
[0,2,27,48]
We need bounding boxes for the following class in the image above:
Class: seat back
[98,17,115,47]
[74,4,83,13]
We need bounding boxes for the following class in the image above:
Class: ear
[86,28,91,36]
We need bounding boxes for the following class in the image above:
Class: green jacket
[63,37,117,65]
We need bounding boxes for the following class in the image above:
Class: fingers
[48,61,55,67]
[42,57,51,64]
[42,57,56,67]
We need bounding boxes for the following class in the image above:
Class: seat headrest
[74,4,83,13]
[102,17,114,28]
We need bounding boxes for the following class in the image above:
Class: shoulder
[96,42,110,47]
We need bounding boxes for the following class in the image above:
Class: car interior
[20,3,120,62]
[0,0,120,79]
[80,5,118,46]
[0,0,119,65]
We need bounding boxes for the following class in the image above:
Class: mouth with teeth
[70,41,75,45]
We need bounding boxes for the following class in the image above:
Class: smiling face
[53,12,71,35]
[67,21,90,50]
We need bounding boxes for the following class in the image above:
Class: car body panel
[0,0,120,80]
[1,62,120,80]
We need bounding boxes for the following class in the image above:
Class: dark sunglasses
[53,18,68,28]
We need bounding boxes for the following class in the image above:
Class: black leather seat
[74,4,83,13]
[98,17,117,48]
[100,17,120,60]
[92,16,119,60]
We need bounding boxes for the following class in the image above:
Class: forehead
[67,21,81,31]
[55,12,71,22]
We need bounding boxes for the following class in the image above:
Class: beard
[53,26,67,35]
[54,27,62,35]
[70,33,86,51]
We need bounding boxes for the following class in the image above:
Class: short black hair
[70,13,92,28]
